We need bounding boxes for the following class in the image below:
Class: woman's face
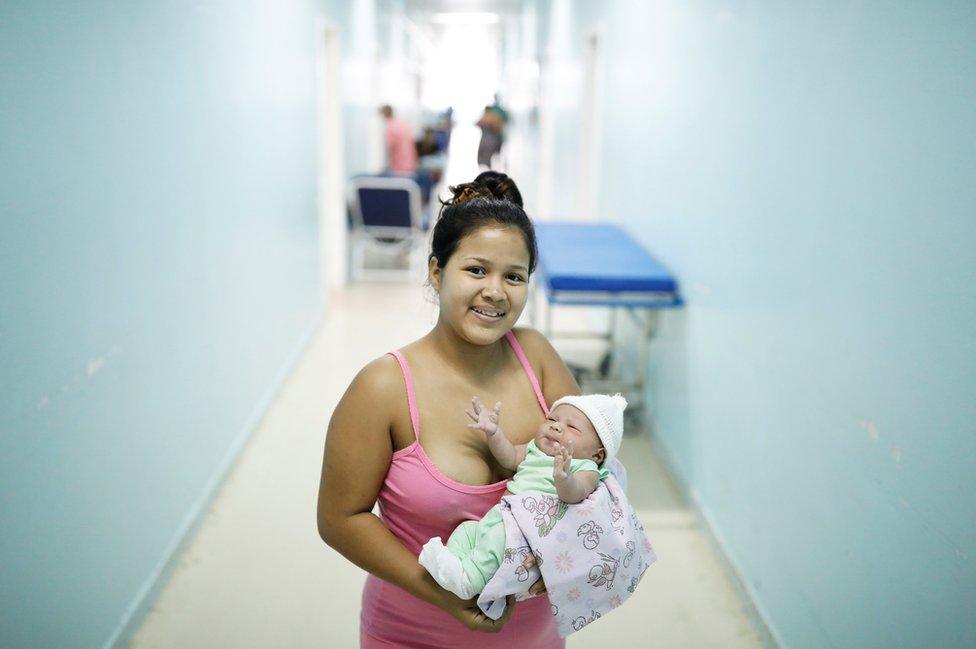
[429,226,531,347]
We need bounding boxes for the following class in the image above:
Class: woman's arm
[317,357,512,632]
[317,357,431,595]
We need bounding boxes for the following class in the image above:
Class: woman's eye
[507,274,525,283]
[466,267,485,275]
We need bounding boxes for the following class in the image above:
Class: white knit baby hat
[549,393,628,465]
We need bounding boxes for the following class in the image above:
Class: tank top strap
[504,330,550,416]
[388,351,421,442]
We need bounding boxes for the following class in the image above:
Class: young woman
[317,171,579,647]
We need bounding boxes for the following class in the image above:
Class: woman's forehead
[454,226,529,265]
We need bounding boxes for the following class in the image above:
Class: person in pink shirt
[318,171,576,647]
[380,105,418,174]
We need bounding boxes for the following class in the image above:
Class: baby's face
[535,404,605,465]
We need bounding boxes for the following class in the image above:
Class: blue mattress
[534,222,678,297]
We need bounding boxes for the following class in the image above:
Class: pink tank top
[360,331,564,648]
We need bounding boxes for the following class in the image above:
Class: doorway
[579,27,603,219]
[318,24,347,295]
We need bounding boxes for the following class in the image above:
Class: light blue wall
[0,1,354,646]
[532,0,605,219]
[340,0,383,176]
[538,1,976,647]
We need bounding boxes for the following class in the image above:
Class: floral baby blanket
[476,474,657,637]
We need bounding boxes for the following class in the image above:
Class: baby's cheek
[579,433,600,458]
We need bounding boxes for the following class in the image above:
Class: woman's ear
[428,257,441,293]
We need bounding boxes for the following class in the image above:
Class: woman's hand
[441,592,516,633]
[466,396,502,438]
[521,553,548,596]
[529,576,548,596]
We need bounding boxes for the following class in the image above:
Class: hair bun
[474,171,523,207]
[446,171,523,208]
[448,183,486,204]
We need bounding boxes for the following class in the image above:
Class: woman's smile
[470,305,506,322]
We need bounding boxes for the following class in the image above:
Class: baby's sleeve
[570,458,609,481]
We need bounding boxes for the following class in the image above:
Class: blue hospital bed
[530,222,682,419]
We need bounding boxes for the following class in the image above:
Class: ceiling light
[430,12,500,26]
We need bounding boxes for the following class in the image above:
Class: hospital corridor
[2,2,974,649]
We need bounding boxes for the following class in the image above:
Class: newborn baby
[419,393,628,599]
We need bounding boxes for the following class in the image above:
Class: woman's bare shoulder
[510,326,559,364]
[328,353,403,437]
[348,353,403,398]
[511,325,580,401]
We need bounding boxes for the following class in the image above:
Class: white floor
[130,282,768,649]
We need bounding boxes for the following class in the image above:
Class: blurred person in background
[476,96,508,169]
[380,104,418,174]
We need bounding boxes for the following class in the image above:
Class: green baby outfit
[446,440,610,592]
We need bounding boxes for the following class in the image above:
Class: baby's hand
[466,396,502,438]
[553,440,573,483]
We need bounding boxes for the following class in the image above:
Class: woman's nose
[482,283,504,301]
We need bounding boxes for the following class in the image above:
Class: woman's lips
[470,307,505,322]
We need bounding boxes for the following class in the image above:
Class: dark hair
[428,171,537,274]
